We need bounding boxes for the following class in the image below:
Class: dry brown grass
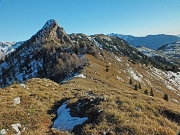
[1,52,180,134]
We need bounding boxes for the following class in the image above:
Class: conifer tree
[144,89,148,95]
[163,94,169,102]
[105,65,109,72]
[135,84,138,91]
[129,79,133,84]
[150,88,154,97]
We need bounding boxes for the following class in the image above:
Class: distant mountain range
[0,41,23,59]
[136,40,180,66]
[107,33,180,50]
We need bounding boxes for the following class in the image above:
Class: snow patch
[113,46,118,51]
[88,37,103,49]
[117,76,124,81]
[52,102,88,132]
[61,73,86,83]
[128,69,142,82]
[172,98,178,103]
[167,85,176,91]
[115,56,121,62]
[74,73,86,78]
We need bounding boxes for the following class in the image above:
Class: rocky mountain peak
[42,19,58,29]
[34,19,73,45]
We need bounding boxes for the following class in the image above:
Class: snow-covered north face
[0,41,23,59]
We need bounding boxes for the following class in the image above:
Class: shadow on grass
[160,109,180,124]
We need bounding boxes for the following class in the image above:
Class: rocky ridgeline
[0,20,95,88]
[0,19,177,88]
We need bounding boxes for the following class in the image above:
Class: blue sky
[0,0,180,42]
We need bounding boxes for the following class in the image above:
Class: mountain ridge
[0,41,24,60]
[0,20,178,88]
[0,19,180,134]
[136,40,180,66]
[108,33,180,50]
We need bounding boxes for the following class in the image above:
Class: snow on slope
[149,67,180,96]
[42,19,57,29]
[0,41,24,59]
[158,41,180,58]
[52,102,88,132]
[135,45,174,64]
[136,45,162,57]
[0,40,43,87]
[88,36,103,49]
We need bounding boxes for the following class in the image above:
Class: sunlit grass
[0,52,180,134]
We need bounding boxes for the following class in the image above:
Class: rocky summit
[0,20,180,135]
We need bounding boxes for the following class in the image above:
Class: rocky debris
[11,123,21,135]
[0,129,7,134]
[135,107,141,112]
[20,84,26,88]
[13,97,20,105]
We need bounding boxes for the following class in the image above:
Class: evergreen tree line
[130,79,169,102]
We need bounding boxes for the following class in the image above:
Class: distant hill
[107,33,180,50]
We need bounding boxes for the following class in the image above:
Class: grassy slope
[0,52,180,135]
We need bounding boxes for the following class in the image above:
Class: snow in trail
[52,102,88,132]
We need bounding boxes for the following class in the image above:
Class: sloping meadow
[1,53,180,134]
